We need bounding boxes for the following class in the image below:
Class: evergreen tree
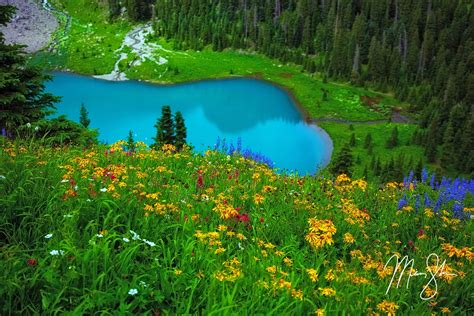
[364,133,373,149]
[386,127,399,149]
[349,133,356,147]
[0,5,58,134]
[153,105,175,149]
[127,130,136,153]
[79,103,91,128]
[330,143,353,176]
[174,111,187,150]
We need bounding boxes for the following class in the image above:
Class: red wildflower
[27,258,37,266]
[260,217,265,223]
[418,229,425,237]
[69,179,76,187]
[237,213,250,222]
[408,240,415,248]
[235,207,241,212]
[197,174,204,189]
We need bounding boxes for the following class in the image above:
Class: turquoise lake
[46,72,332,175]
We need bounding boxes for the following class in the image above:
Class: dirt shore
[0,0,58,53]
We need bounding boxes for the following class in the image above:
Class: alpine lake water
[46,72,332,175]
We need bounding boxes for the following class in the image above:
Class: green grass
[320,122,424,178]
[1,140,472,314]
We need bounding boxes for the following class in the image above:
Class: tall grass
[1,140,472,314]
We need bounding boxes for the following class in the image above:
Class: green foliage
[364,133,372,149]
[79,103,91,128]
[153,105,175,149]
[36,115,98,147]
[386,127,399,149]
[0,5,59,133]
[127,130,136,153]
[1,141,471,314]
[330,143,353,176]
[174,111,187,150]
[349,133,356,147]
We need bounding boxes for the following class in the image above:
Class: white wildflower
[123,237,130,243]
[96,234,103,238]
[26,123,31,128]
[139,281,148,288]
[130,230,141,240]
[44,233,53,239]
[61,179,69,183]
[143,239,156,247]
[128,288,138,296]
[0,175,5,180]
[50,250,64,256]
[100,188,107,192]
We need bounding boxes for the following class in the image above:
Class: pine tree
[0,5,58,134]
[364,133,373,149]
[127,130,136,153]
[386,127,399,149]
[153,105,175,149]
[79,103,90,128]
[349,133,356,147]
[330,143,353,176]
[174,111,187,150]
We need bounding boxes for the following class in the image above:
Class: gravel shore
[0,0,58,53]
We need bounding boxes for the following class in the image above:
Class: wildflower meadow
[0,140,472,314]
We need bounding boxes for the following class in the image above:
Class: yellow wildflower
[254,193,265,205]
[215,247,226,255]
[266,266,277,274]
[376,300,399,315]
[319,287,336,296]
[306,268,319,282]
[343,232,355,244]
[283,257,293,267]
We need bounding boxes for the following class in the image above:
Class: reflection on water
[46,72,332,174]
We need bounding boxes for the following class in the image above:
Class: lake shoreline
[49,70,334,172]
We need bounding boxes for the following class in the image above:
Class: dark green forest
[109,0,473,176]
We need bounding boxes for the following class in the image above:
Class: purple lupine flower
[214,136,221,151]
[398,195,408,210]
[452,202,464,219]
[221,138,228,153]
[430,174,436,189]
[1,128,5,137]
[421,168,428,183]
[228,143,235,155]
[414,195,421,212]
[236,137,242,153]
[403,176,409,188]
[433,191,444,214]
[424,193,432,207]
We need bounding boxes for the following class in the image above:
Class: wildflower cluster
[305,218,337,249]
[1,140,472,315]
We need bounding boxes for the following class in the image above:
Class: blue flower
[398,195,408,210]
[421,168,428,183]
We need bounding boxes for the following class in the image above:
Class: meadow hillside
[1,140,472,314]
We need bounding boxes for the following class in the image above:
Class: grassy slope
[30,0,423,174]
[1,141,472,314]
[320,122,424,178]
